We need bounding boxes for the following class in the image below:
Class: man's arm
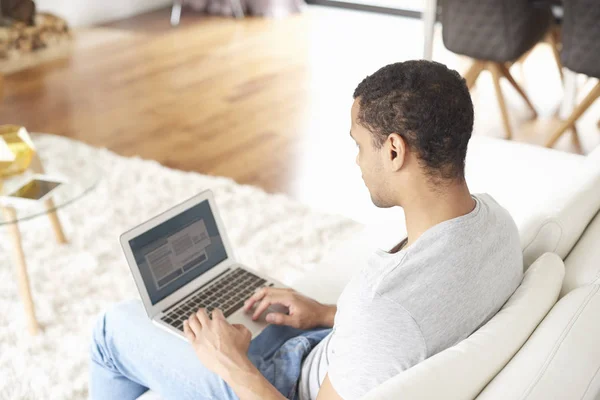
[184,309,342,400]
[317,375,343,400]
[225,364,287,400]
[319,305,337,328]
[226,368,342,400]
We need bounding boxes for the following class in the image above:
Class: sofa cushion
[519,145,600,268]
[562,210,600,297]
[463,137,584,230]
[296,136,586,252]
[476,284,600,400]
[361,253,565,400]
[361,137,587,254]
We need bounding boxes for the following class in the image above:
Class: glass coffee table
[0,149,102,335]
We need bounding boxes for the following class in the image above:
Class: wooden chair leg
[463,60,485,90]
[489,63,513,140]
[498,64,538,118]
[570,124,580,141]
[546,82,600,148]
[571,124,583,154]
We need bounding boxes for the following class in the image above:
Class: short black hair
[353,60,473,182]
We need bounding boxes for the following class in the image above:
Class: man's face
[350,99,392,208]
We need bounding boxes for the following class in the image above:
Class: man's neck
[401,181,475,248]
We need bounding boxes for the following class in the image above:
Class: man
[90,60,523,400]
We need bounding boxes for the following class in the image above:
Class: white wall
[35,0,173,27]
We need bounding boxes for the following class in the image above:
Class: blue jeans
[89,300,331,400]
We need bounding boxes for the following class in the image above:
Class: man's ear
[386,133,406,172]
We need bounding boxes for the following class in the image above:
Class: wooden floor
[1,6,599,222]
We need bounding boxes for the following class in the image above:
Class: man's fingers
[188,313,203,335]
[212,308,225,321]
[243,287,268,312]
[243,287,293,312]
[265,312,295,327]
[252,290,295,320]
[252,295,278,320]
[196,308,211,327]
[183,320,196,341]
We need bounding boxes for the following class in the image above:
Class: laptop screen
[129,199,229,305]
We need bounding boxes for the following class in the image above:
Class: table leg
[560,68,577,120]
[28,153,68,244]
[423,0,438,61]
[45,198,67,244]
[1,206,40,335]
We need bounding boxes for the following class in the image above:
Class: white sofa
[139,136,600,399]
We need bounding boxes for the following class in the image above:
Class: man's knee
[90,299,145,365]
[93,299,144,336]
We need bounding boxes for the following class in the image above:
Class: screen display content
[129,200,228,305]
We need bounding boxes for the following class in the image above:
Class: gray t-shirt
[298,194,523,400]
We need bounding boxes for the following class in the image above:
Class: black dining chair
[545,0,600,148]
[441,0,554,139]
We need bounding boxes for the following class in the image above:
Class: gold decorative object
[0,125,36,178]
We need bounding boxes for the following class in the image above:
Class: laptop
[120,189,289,340]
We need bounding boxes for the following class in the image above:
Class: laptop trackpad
[228,304,289,337]
[247,304,289,322]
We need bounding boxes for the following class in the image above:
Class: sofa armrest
[563,209,600,296]
[477,284,600,399]
[519,143,600,268]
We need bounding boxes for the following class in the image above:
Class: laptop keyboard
[161,268,269,332]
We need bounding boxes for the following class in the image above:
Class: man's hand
[243,287,336,330]
[184,308,255,381]
[184,307,341,400]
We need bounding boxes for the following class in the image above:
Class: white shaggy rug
[0,134,361,400]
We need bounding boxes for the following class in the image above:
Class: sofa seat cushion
[477,284,600,400]
[361,253,565,400]
[562,210,600,297]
